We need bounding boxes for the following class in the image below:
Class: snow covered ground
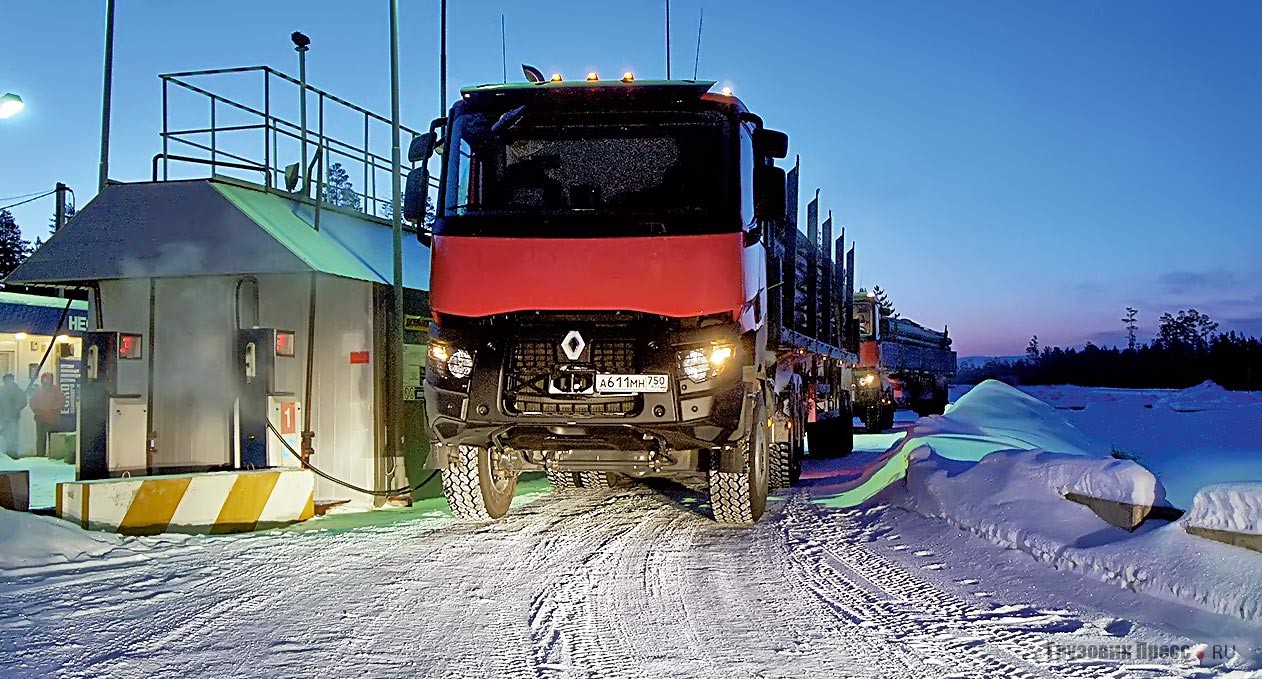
[3,382,1260,677]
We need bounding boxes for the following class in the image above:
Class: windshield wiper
[491,105,528,136]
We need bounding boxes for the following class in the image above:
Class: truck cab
[408,78,790,522]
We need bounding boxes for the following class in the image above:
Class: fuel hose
[264,416,438,497]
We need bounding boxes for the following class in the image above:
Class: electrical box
[107,396,148,475]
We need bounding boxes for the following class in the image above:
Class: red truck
[852,292,956,431]
[403,75,892,522]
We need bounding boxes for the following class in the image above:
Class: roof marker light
[550,73,563,82]
[621,71,635,83]
[586,72,599,81]
[720,86,733,96]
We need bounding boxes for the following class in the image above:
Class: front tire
[709,398,770,523]
[441,446,518,520]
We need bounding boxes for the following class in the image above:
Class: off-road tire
[708,399,770,524]
[769,442,795,489]
[547,470,581,492]
[577,471,612,489]
[441,445,517,520]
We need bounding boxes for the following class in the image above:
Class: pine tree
[1026,335,1040,363]
[322,162,362,210]
[0,209,32,278]
[1123,307,1138,351]
[871,284,896,317]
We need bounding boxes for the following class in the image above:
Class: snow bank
[889,449,1262,625]
[1186,483,1262,536]
[1020,384,1262,509]
[902,448,1163,539]
[1154,381,1262,413]
[0,507,132,574]
[905,380,1108,461]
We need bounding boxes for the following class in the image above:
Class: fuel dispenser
[237,327,302,469]
[79,331,148,480]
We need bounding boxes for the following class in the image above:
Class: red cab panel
[430,233,749,319]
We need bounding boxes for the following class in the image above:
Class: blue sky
[2,1,1260,355]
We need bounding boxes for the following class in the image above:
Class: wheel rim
[483,447,514,494]
[749,401,769,516]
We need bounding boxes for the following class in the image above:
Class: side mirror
[754,165,786,222]
[753,129,789,159]
[403,167,431,246]
[408,132,436,165]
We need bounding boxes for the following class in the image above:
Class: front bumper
[423,322,749,473]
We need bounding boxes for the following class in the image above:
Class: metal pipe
[210,95,217,175]
[363,113,370,215]
[162,79,169,180]
[302,272,317,464]
[313,145,323,232]
[98,0,115,192]
[296,37,310,196]
[262,70,270,188]
[665,0,671,79]
[441,0,448,112]
[145,277,158,473]
[389,0,405,483]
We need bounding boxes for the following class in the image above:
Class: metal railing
[158,65,426,220]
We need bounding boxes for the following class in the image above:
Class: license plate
[596,373,669,393]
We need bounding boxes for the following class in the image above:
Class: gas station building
[6,177,431,508]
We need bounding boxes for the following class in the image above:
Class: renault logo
[560,330,585,361]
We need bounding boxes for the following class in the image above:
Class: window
[443,108,734,226]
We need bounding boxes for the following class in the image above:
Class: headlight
[447,349,473,378]
[681,349,709,382]
[428,342,473,379]
[678,342,734,383]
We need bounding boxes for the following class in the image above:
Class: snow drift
[1186,483,1262,536]
[0,507,132,574]
[904,379,1109,461]
[884,382,1262,627]
[1154,381,1262,413]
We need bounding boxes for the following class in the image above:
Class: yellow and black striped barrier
[56,469,314,535]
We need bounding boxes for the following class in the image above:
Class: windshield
[442,108,733,224]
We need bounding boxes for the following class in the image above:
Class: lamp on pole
[0,93,24,119]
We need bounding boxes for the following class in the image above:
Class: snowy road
[0,463,1236,678]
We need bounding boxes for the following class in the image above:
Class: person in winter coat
[0,374,26,456]
[29,372,65,458]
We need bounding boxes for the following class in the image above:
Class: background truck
[852,292,956,431]
[402,73,938,524]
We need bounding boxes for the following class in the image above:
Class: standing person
[29,372,65,458]
[0,374,26,457]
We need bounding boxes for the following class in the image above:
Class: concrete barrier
[1,470,30,511]
[56,469,315,535]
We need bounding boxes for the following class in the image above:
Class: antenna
[665,0,671,79]
[692,8,704,80]
[501,14,507,84]
[440,0,448,113]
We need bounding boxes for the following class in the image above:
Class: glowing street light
[0,93,24,119]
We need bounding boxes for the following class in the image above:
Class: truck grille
[504,339,639,417]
